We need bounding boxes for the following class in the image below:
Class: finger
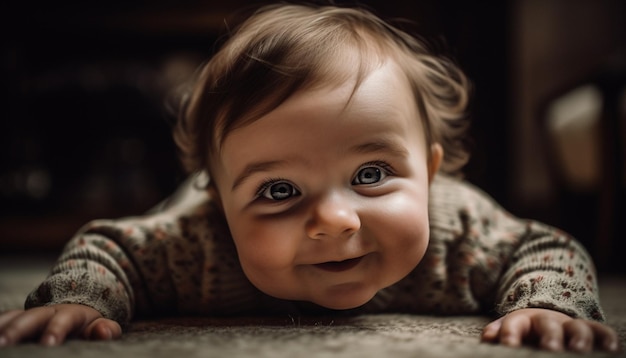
[481,317,503,343]
[0,310,25,329]
[0,307,54,346]
[586,320,620,352]
[498,313,531,347]
[40,308,87,346]
[563,319,593,352]
[533,314,564,351]
[0,311,27,347]
[83,318,122,341]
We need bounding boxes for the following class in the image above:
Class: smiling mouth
[314,256,363,272]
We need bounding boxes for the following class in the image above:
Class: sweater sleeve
[23,210,207,326]
[394,175,605,321]
[494,221,605,321]
[24,174,217,326]
[24,218,165,326]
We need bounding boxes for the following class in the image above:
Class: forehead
[217,59,423,160]
[222,50,411,133]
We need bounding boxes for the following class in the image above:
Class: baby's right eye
[259,181,300,201]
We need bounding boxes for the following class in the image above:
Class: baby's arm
[0,176,212,346]
[0,216,180,345]
[428,177,619,352]
[0,220,146,346]
[485,222,619,352]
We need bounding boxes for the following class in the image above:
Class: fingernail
[545,339,561,351]
[606,340,619,352]
[42,334,57,346]
[570,338,585,352]
[102,327,112,340]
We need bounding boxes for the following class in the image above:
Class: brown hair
[173,3,471,182]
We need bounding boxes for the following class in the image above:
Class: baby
[0,3,619,353]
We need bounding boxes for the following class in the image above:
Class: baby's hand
[481,308,620,352]
[0,304,121,346]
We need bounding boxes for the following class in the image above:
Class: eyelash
[253,160,396,199]
[359,160,395,177]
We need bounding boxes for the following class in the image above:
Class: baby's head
[174,4,470,309]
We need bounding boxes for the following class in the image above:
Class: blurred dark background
[1,0,624,273]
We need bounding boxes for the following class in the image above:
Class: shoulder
[81,172,227,241]
[429,173,497,208]
[428,174,523,236]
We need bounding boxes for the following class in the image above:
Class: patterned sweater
[25,174,605,327]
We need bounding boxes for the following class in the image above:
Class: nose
[305,191,361,240]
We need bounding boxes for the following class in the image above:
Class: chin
[313,284,377,310]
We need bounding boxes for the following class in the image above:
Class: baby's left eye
[352,165,388,185]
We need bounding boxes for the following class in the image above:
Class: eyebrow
[231,160,287,191]
[350,139,409,158]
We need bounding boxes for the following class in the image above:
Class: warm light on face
[211,60,438,309]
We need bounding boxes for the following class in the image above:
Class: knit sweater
[25,174,605,326]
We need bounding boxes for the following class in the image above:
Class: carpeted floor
[1,255,624,357]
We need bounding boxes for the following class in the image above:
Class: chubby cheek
[368,190,430,278]
[227,215,301,283]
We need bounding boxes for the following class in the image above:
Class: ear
[428,143,443,183]
[203,171,224,212]
[207,182,224,211]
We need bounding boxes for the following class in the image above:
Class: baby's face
[211,60,440,309]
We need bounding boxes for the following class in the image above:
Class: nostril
[305,193,361,239]
[305,218,361,240]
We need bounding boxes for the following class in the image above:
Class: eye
[259,181,300,201]
[352,164,388,185]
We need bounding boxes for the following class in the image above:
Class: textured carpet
[1,255,624,357]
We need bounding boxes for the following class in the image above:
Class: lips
[314,256,363,272]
